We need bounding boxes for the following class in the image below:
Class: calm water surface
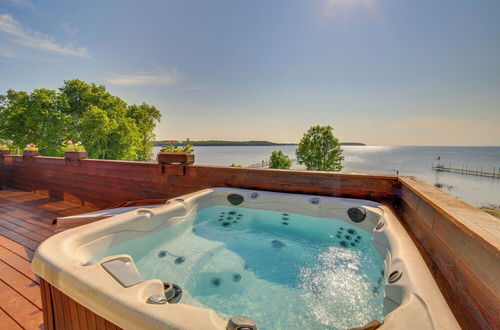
[154,146,500,207]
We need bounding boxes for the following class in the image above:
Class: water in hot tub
[96,206,386,329]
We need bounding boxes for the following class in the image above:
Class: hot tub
[32,188,459,329]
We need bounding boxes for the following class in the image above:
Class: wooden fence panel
[397,176,500,330]
[0,155,399,208]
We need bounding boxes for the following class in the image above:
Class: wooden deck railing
[0,155,399,208]
[396,177,499,329]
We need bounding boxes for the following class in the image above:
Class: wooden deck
[0,188,98,329]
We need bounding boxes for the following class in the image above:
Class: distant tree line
[0,80,161,160]
[155,140,295,147]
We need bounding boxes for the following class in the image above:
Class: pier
[247,160,269,168]
[432,163,500,178]
[248,159,297,168]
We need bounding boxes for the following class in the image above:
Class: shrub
[269,150,292,169]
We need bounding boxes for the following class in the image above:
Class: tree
[78,106,111,159]
[0,80,161,160]
[268,150,292,169]
[127,103,161,161]
[295,125,344,171]
[0,88,68,156]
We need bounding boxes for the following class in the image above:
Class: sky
[0,0,499,145]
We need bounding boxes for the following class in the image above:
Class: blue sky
[1,0,499,145]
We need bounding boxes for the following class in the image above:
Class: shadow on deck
[0,188,98,329]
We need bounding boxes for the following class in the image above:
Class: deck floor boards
[0,187,99,329]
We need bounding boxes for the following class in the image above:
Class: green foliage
[295,125,344,171]
[0,89,64,155]
[160,141,193,154]
[128,103,161,160]
[268,150,292,169]
[0,80,161,160]
[229,163,242,167]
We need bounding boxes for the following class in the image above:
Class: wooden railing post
[0,149,11,190]
[64,151,88,162]
[158,152,194,175]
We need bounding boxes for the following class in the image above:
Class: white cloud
[105,72,177,86]
[0,14,90,57]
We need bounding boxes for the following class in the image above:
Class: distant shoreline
[154,140,366,147]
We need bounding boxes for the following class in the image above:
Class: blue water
[94,206,386,329]
[153,145,500,206]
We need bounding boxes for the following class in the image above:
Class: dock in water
[432,163,500,178]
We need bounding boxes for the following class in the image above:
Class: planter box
[65,151,88,160]
[0,149,10,156]
[23,149,40,157]
[157,152,194,165]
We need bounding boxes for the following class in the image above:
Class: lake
[153,145,500,207]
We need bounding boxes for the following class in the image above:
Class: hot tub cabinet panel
[40,279,123,330]
[32,188,460,330]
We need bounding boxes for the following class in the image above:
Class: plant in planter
[0,143,10,156]
[24,143,40,156]
[63,141,87,160]
[158,140,194,165]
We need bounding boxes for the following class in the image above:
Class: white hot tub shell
[32,188,460,329]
